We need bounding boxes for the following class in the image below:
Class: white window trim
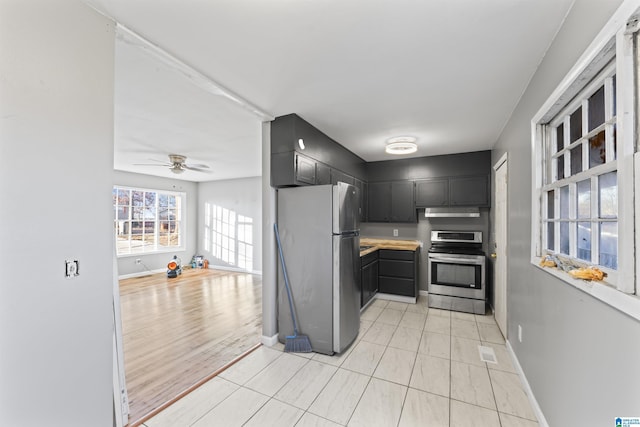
[531,0,640,321]
[114,185,187,257]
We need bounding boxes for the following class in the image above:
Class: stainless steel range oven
[427,231,486,314]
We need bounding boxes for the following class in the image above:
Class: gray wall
[198,177,263,273]
[361,209,490,293]
[0,1,115,425]
[491,0,640,424]
[114,170,198,277]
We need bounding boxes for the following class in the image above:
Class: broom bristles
[284,334,312,353]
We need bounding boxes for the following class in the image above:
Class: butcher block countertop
[359,237,421,256]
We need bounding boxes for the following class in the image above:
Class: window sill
[532,256,640,322]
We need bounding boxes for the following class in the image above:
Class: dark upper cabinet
[354,179,367,222]
[367,181,415,223]
[330,169,355,185]
[271,151,317,187]
[415,175,489,207]
[390,181,415,222]
[368,182,391,222]
[450,175,489,206]
[295,153,316,185]
[415,179,448,207]
[316,162,331,185]
[270,114,367,188]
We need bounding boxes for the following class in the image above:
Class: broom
[274,223,312,353]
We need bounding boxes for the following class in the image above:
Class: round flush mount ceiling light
[385,136,418,155]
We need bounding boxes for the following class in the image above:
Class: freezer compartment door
[332,182,360,234]
[333,234,360,353]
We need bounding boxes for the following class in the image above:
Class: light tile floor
[142,298,539,427]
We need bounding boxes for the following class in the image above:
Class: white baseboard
[118,268,165,280]
[261,334,279,347]
[375,293,417,304]
[419,290,428,297]
[207,265,262,276]
[506,340,549,427]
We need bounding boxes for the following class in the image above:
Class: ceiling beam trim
[116,23,275,122]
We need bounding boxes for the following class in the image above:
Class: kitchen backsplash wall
[360,208,490,292]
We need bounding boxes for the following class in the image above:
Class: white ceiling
[87,0,575,182]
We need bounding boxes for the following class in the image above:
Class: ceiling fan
[135,154,211,174]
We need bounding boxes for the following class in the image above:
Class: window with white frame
[542,65,618,270]
[532,4,639,309]
[113,186,185,255]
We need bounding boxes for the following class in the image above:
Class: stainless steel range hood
[424,207,480,218]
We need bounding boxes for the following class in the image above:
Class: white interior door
[494,156,508,337]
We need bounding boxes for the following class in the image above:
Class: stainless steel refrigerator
[277,182,360,355]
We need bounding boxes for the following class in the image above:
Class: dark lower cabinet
[377,249,418,298]
[360,251,378,307]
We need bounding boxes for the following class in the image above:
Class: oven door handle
[429,256,483,265]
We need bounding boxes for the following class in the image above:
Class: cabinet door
[390,181,415,222]
[415,179,449,207]
[354,179,365,222]
[316,162,331,185]
[331,169,355,185]
[450,175,489,206]
[295,153,316,185]
[367,182,391,222]
[361,259,378,307]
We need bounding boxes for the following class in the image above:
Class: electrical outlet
[65,260,79,278]
[393,229,399,237]
[135,258,141,264]
[518,325,523,343]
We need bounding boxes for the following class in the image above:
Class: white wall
[0,1,115,425]
[198,177,262,274]
[114,170,198,277]
[491,0,640,424]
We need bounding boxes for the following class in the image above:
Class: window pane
[145,192,156,207]
[577,179,590,219]
[132,191,144,207]
[117,189,130,205]
[588,85,605,132]
[131,221,143,236]
[547,222,555,251]
[158,194,168,207]
[560,186,569,219]
[599,171,617,218]
[588,130,606,168]
[570,107,582,142]
[600,222,618,269]
[577,222,591,261]
[560,222,570,254]
[570,144,582,175]
[117,206,129,220]
[547,190,555,219]
[556,125,564,151]
[556,155,565,180]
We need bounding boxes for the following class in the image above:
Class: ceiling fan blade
[184,165,212,173]
[185,163,210,169]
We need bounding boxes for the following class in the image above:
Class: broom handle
[274,223,300,336]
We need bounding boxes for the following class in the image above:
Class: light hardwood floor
[119,268,262,426]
